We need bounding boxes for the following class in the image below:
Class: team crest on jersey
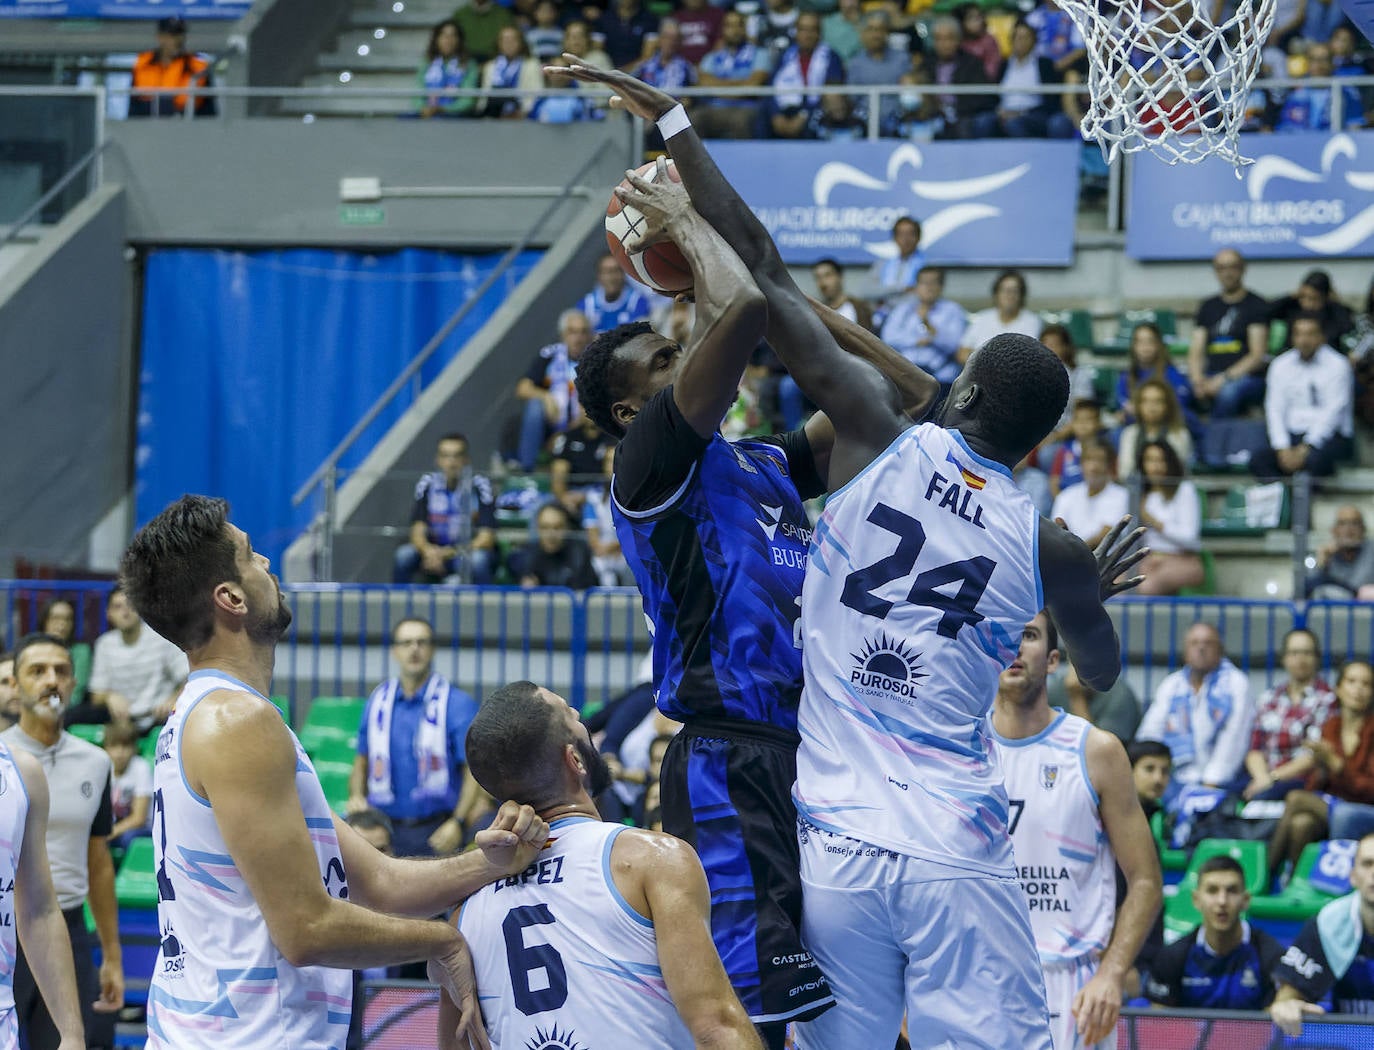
[850,632,929,705]
[159,918,186,977]
[525,1023,585,1050]
[756,504,782,540]
[1241,967,1258,988]
[1040,764,1059,790]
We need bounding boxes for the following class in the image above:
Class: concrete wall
[0,185,132,571]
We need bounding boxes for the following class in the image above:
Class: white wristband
[656,103,691,140]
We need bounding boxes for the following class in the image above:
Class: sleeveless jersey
[613,435,811,729]
[0,742,28,1024]
[459,817,692,1048]
[147,671,352,1050]
[794,423,1041,875]
[991,711,1117,963]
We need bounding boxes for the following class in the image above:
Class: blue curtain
[136,246,542,569]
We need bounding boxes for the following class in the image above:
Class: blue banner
[0,0,248,17]
[1127,131,1374,259]
[708,139,1080,266]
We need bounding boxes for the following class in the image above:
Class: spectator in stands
[959,3,1004,81]
[1040,322,1097,440]
[39,598,89,711]
[1013,453,1054,517]
[346,618,480,858]
[923,16,996,139]
[524,0,565,61]
[583,480,632,586]
[695,10,772,139]
[395,433,498,585]
[676,0,723,65]
[1244,628,1335,800]
[878,266,966,391]
[1308,505,1374,600]
[958,268,1042,363]
[821,0,864,60]
[1146,855,1284,1009]
[1275,43,1365,130]
[129,16,215,119]
[480,25,543,117]
[578,255,653,333]
[1048,660,1142,742]
[867,216,926,307]
[454,0,515,63]
[550,413,614,515]
[1116,321,1194,422]
[634,17,697,92]
[508,503,598,590]
[1271,830,1374,1036]
[976,19,1076,138]
[5,634,123,1045]
[1271,269,1357,350]
[1049,397,1110,495]
[768,12,846,139]
[509,309,593,471]
[1050,442,1129,547]
[754,0,804,61]
[1118,379,1195,472]
[812,257,872,329]
[1252,312,1355,480]
[596,0,660,68]
[1025,0,1086,73]
[418,20,479,117]
[1330,24,1370,74]
[1133,440,1205,597]
[0,652,16,731]
[1136,621,1255,800]
[1188,248,1271,419]
[561,20,613,71]
[77,588,186,735]
[1130,739,1172,819]
[1267,661,1374,885]
[531,57,601,123]
[345,807,394,855]
[848,11,913,136]
[104,722,151,852]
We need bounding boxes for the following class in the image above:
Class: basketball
[604,160,694,295]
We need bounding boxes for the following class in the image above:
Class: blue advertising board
[0,0,248,17]
[709,139,1081,267]
[1128,131,1374,259]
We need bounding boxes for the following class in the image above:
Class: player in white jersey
[120,495,549,1049]
[0,725,84,1050]
[991,612,1162,1050]
[439,680,761,1050]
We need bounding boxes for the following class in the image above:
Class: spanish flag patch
[959,467,986,491]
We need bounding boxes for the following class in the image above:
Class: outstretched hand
[1090,515,1147,601]
[543,54,680,120]
[614,156,696,252]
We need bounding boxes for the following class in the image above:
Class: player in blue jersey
[550,64,1146,1049]
[566,151,937,1048]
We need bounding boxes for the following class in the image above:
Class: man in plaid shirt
[1242,628,1334,801]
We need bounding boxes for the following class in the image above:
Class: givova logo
[850,632,929,704]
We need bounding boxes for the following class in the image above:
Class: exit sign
[339,204,385,226]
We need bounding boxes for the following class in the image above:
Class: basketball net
[1056,0,1277,168]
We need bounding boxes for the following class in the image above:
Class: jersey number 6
[840,503,995,638]
[503,905,569,1016]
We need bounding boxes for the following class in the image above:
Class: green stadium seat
[67,724,104,746]
[268,694,291,723]
[303,734,356,768]
[303,698,366,734]
[313,763,354,811]
[139,731,159,765]
[1250,842,1350,922]
[1151,810,1188,872]
[1202,484,1290,537]
[114,837,159,909]
[1163,838,1268,939]
[1099,309,1179,354]
[1178,548,1216,598]
[1040,309,1095,351]
[495,475,551,529]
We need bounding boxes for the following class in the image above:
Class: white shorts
[1044,956,1118,1050]
[793,821,1052,1050]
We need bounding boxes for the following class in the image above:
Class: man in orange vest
[130,17,216,118]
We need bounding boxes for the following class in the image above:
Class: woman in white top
[1134,438,1205,596]
[956,269,1043,363]
[1117,377,1193,474]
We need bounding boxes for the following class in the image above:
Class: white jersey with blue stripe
[991,711,1117,964]
[795,423,1042,876]
[0,742,28,1028]
[459,816,693,1049]
[147,671,352,1049]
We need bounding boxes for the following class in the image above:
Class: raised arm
[12,751,84,1050]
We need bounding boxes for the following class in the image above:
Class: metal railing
[4,580,1372,714]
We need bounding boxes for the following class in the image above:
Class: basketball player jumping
[550,63,1146,1049]
[991,612,1162,1050]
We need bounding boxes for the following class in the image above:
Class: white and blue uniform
[0,743,29,1049]
[459,816,693,1049]
[992,711,1118,1050]
[147,671,352,1049]
[793,422,1052,1050]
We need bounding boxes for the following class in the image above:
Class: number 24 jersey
[795,423,1042,877]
